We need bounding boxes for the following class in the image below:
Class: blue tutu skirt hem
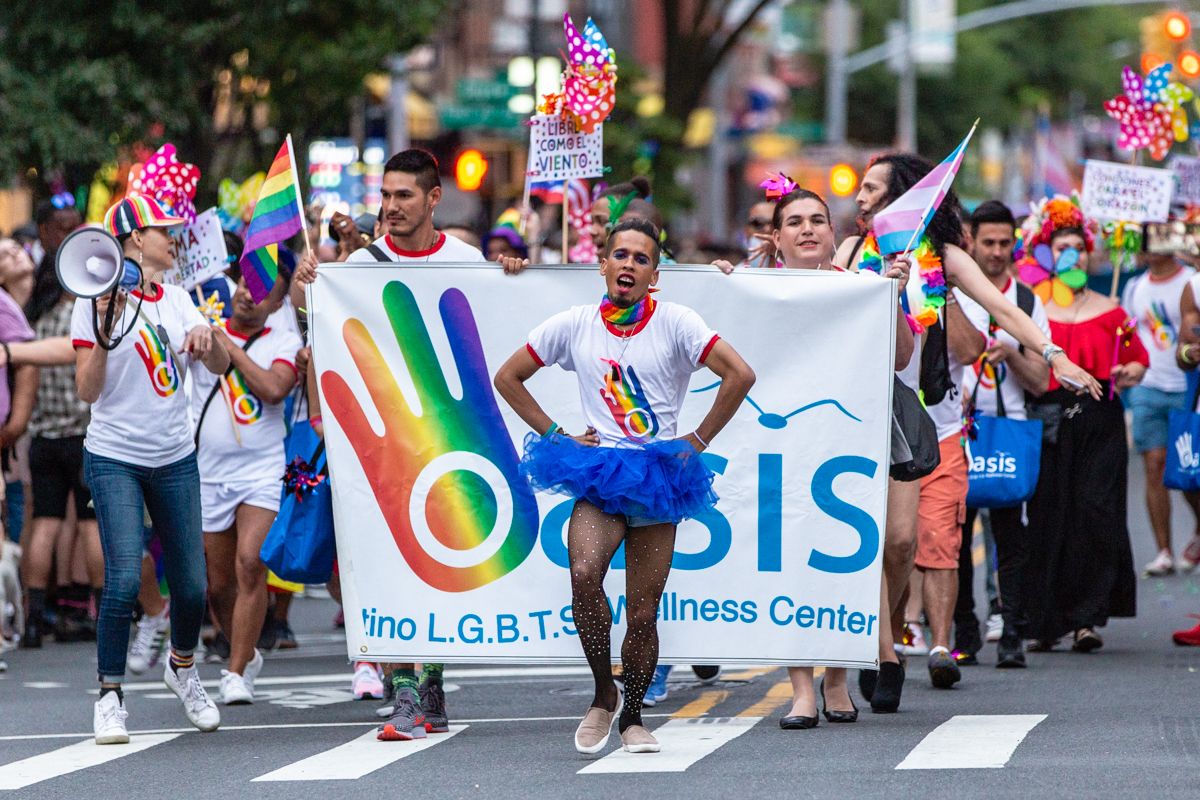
[519,433,718,523]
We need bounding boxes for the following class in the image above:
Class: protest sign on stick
[1081,159,1174,224]
[162,208,228,290]
[525,115,604,263]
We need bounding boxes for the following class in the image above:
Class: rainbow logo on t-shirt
[1147,300,1176,351]
[224,370,262,425]
[600,359,660,442]
[973,355,1005,391]
[319,282,538,593]
[134,324,179,397]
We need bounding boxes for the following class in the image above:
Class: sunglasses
[50,192,76,210]
[747,217,772,230]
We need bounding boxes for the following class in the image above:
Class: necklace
[600,293,656,326]
[859,234,945,330]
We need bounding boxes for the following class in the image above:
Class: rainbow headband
[600,292,656,326]
[860,234,946,332]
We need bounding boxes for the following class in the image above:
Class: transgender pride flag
[872,121,978,255]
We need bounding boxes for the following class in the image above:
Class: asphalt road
[1,457,1198,799]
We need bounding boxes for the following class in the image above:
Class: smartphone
[1059,375,1086,391]
[1144,222,1200,256]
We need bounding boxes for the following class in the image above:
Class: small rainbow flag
[240,135,305,302]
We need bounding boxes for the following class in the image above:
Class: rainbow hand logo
[600,359,659,442]
[320,282,539,593]
[134,324,179,397]
[1148,300,1177,351]
[225,370,263,425]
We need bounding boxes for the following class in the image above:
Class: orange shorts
[915,436,968,571]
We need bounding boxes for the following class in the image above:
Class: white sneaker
[126,606,169,675]
[1143,549,1175,577]
[985,613,1003,643]
[242,648,264,695]
[220,670,253,705]
[901,622,929,656]
[351,662,384,700]
[93,691,130,745]
[163,661,220,731]
[1180,537,1200,572]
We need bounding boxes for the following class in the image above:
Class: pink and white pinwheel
[1103,64,1177,161]
[127,143,201,223]
[562,14,617,133]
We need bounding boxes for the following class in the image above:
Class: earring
[137,249,144,265]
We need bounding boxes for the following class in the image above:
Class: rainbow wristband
[309,414,323,426]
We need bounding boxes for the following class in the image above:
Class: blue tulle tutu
[519,434,718,523]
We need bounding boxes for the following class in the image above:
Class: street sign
[456,78,514,106]
[910,0,957,67]
[439,105,523,131]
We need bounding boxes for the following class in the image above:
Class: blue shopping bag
[260,420,335,584]
[1165,380,1200,490]
[964,377,1043,509]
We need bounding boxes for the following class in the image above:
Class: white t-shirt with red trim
[345,231,487,264]
[1121,265,1194,393]
[190,322,303,485]
[526,301,719,446]
[71,282,209,467]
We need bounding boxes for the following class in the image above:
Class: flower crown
[1020,193,1097,253]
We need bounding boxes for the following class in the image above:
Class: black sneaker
[419,679,449,733]
[20,616,42,648]
[691,665,721,684]
[377,689,427,741]
[996,635,1027,669]
[275,621,298,650]
[54,612,95,642]
[256,619,278,651]
[207,630,231,662]
[928,649,962,689]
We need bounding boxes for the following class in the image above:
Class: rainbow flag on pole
[240,135,306,302]
[872,120,979,256]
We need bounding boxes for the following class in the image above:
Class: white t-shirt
[1122,265,1194,393]
[526,301,719,446]
[955,279,1050,421]
[71,283,209,467]
[345,231,487,264]
[190,323,302,485]
[925,355,969,442]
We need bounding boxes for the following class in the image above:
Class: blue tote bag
[260,419,336,584]
[1164,378,1200,491]
[965,376,1043,509]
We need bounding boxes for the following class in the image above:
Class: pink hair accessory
[759,172,798,201]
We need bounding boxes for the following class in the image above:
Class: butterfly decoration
[1018,243,1085,307]
[216,172,266,235]
[759,172,798,201]
[127,143,201,223]
[1103,64,1182,161]
[561,14,617,133]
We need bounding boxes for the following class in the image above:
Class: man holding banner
[494,218,755,754]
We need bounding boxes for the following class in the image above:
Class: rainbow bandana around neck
[600,292,657,326]
[859,234,946,331]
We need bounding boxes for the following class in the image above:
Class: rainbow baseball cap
[103,195,185,238]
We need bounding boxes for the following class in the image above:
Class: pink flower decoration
[759,172,798,201]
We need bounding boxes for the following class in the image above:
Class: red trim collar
[1000,276,1013,294]
[385,231,445,258]
[131,284,163,302]
[603,299,657,338]
[225,323,270,340]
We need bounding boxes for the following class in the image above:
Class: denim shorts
[1125,384,1189,453]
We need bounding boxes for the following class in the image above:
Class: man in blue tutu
[494,218,755,755]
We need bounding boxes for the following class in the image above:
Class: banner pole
[562,179,569,264]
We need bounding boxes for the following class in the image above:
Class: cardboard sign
[1170,155,1200,206]
[527,114,604,184]
[163,207,229,289]
[1080,159,1174,223]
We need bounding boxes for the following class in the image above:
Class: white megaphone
[54,227,141,299]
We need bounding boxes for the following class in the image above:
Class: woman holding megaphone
[68,197,230,745]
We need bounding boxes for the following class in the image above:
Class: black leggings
[568,500,676,733]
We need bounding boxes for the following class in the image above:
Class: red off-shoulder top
[1046,306,1149,392]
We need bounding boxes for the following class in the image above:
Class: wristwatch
[1042,343,1065,365]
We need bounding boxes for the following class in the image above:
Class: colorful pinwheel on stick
[560,14,617,133]
[1018,243,1086,307]
[1103,64,1183,161]
[1102,221,1143,274]
[127,143,201,223]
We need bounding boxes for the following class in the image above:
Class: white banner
[163,207,229,290]
[527,114,604,183]
[309,265,894,667]
[1171,154,1200,206]
[1080,159,1174,223]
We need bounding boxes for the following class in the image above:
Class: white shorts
[201,478,281,533]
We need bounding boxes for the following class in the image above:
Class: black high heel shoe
[819,676,858,723]
[779,694,819,729]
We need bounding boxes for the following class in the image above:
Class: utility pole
[388,55,410,156]
[824,0,851,146]
[896,0,917,151]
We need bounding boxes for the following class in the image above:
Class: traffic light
[1181,49,1200,79]
[455,149,488,192]
[1165,11,1191,41]
[829,163,858,197]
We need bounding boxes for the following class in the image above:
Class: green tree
[0,0,446,196]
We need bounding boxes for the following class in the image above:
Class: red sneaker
[1172,616,1200,647]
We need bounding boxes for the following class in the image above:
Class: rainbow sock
[169,649,195,673]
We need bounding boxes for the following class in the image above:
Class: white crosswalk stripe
[578,717,761,774]
[253,726,467,781]
[895,714,1047,770]
[0,733,181,791]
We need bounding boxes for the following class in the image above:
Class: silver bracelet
[1042,343,1064,365]
[692,430,710,449]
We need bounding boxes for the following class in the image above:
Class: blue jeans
[84,450,207,682]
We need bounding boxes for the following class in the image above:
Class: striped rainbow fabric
[240,136,304,302]
[871,121,978,256]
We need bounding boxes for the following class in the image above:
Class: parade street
[1,459,1195,799]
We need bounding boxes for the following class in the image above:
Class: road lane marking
[0,733,181,790]
[119,665,595,692]
[895,714,1047,770]
[671,690,729,718]
[252,725,466,781]
[718,667,776,681]
[736,676,799,718]
[578,717,760,774]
